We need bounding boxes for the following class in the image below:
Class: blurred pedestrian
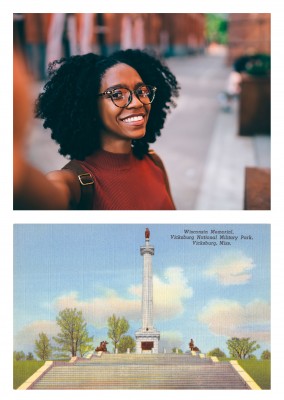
[218,51,264,112]
[24,13,50,81]
[121,14,145,50]
[46,13,77,67]
[78,13,94,55]
[16,49,180,210]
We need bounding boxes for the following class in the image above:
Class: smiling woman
[14,49,180,210]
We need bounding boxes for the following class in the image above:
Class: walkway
[154,52,270,209]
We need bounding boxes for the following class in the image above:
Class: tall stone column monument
[135,228,160,354]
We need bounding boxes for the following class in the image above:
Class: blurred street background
[14,13,271,210]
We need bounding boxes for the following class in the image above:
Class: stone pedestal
[135,329,160,354]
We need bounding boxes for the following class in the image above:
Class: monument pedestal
[135,328,160,354]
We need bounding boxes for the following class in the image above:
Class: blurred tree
[248,354,257,359]
[77,329,95,357]
[261,350,271,360]
[35,332,52,360]
[172,347,183,354]
[107,314,129,352]
[13,350,26,361]
[117,335,136,353]
[26,352,35,360]
[206,14,228,44]
[227,337,260,359]
[207,347,226,358]
[53,308,94,358]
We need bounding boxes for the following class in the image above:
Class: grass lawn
[238,359,271,390]
[13,360,44,389]
[217,357,270,389]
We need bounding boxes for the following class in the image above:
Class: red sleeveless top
[79,149,175,210]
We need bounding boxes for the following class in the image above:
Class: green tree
[248,354,257,359]
[207,347,226,358]
[206,14,228,45]
[226,337,260,359]
[117,335,136,353]
[53,308,94,358]
[26,352,35,360]
[261,350,271,360]
[34,332,52,360]
[172,347,183,354]
[107,314,129,352]
[77,329,95,357]
[13,350,26,361]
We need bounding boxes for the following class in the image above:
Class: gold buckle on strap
[78,173,94,186]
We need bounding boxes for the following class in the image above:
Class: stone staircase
[76,353,213,365]
[30,354,250,390]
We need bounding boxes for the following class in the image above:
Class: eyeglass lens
[111,85,155,107]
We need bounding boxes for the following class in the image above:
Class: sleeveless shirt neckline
[79,149,175,210]
[84,148,134,171]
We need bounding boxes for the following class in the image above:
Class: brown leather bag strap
[62,160,94,210]
[147,149,176,208]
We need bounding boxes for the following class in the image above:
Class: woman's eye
[138,88,150,97]
[112,91,124,99]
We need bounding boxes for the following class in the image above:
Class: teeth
[123,116,143,123]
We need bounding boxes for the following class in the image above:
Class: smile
[122,115,144,123]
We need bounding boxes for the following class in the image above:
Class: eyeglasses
[98,84,157,108]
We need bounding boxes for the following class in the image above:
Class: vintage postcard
[13,224,270,390]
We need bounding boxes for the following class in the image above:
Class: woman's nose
[127,91,143,108]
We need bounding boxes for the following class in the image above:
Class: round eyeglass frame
[98,85,157,108]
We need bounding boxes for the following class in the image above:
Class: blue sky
[14,224,270,357]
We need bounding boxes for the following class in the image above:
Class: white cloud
[131,266,193,320]
[52,267,193,327]
[153,267,193,319]
[53,291,140,328]
[204,251,255,285]
[14,320,59,353]
[199,299,270,343]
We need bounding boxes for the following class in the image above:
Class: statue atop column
[189,338,200,352]
[145,228,150,239]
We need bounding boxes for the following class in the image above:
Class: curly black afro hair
[35,49,180,160]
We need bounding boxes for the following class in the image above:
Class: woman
[17,49,180,209]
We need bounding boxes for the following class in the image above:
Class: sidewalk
[153,54,270,210]
[194,101,270,210]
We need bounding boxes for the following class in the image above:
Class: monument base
[135,328,160,354]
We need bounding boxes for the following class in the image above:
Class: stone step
[76,353,212,365]
[31,362,249,390]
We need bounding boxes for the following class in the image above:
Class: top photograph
[13,13,271,210]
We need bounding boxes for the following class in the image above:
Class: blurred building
[226,14,271,140]
[14,14,206,75]
[93,14,206,56]
[227,13,271,65]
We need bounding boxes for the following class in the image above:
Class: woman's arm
[14,150,81,210]
[13,49,81,210]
